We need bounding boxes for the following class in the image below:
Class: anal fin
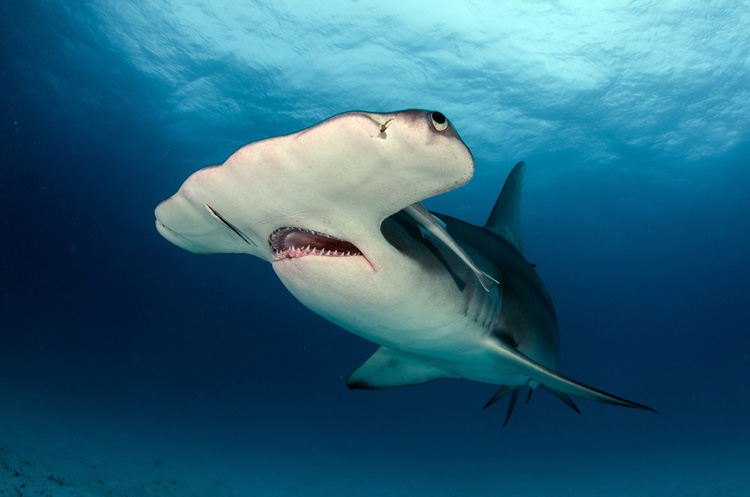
[346,346,458,390]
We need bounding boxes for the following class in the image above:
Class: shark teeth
[269,227,362,261]
[272,246,361,261]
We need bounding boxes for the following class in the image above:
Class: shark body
[155,109,655,423]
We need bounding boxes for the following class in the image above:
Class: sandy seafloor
[1,380,748,496]
[2,1,750,496]
[2,413,746,497]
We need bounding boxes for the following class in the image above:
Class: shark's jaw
[268,226,366,262]
[267,217,453,351]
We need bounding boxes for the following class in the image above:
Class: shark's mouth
[269,227,363,261]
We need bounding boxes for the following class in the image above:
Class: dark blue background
[2,1,749,495]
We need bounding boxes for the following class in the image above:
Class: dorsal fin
[485,161,526,254]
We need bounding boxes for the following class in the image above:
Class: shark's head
[155,110,473,311]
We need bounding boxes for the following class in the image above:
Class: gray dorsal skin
[403,202,499,291]
[155,110,656,423]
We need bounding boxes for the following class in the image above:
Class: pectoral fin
[404,202,499,291]
[346,346,459,390]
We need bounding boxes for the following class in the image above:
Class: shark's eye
[431,111,448,131]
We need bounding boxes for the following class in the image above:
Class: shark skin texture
[155,109,656,425]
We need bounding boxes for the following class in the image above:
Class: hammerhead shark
[155,109,655,425]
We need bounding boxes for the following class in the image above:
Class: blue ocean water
[1,1,749,495]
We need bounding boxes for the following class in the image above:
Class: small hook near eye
[379,118,394,133]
